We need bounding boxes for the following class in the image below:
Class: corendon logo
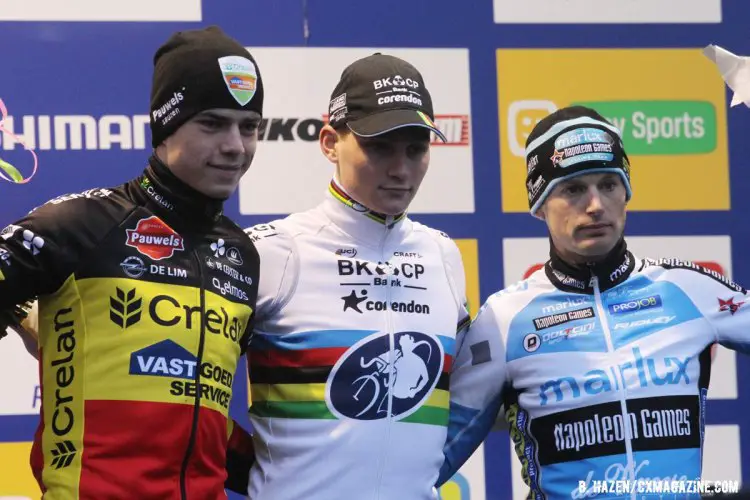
[125,216,185,261]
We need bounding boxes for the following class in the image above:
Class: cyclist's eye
[563,184,584,195]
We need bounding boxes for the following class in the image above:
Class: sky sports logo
[608,295,663,315]
[507,100,716,157]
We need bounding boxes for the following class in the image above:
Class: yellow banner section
[497,48,729,212]
[455,239,480,318]
[0,441,40,497]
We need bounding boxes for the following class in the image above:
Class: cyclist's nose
[586,187,605,216]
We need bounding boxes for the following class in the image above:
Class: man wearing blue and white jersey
[439,105,749,499]
[243,54,473,500]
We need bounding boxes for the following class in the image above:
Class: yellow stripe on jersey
[251,383,449,411]
[251,383,327,402]
[38,275,87,497]
[424,388,449,409]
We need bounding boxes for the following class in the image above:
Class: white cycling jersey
[244,179,471,500]
[441,240,750,500]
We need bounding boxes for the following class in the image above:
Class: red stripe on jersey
[250,346,347,368]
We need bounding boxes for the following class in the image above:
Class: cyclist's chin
[574,236,618,258]
[369,194,411,217]
[196,180,239,201]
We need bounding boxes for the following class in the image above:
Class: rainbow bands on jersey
[328,181,407,225]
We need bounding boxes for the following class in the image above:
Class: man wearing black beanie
[150,24,264,200]
[0,26,262,498]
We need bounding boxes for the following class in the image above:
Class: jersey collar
[132,155,224,230]
[546,237,636,294]
[322,178,410,246]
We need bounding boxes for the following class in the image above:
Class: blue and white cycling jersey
[441,241,749,499]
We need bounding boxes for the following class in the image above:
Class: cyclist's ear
[535,206,547,221]
[319,124,341,165]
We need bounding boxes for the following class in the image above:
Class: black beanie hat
[524,105,632,218]
[149,25,264,147]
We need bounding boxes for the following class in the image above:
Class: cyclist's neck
[322,177,410,247]
[328,177,406,228]
[546,236,634,293]
[137,154,224,227]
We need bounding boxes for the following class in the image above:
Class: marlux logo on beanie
[219,56,259,106]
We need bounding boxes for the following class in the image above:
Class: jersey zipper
[180,249,208,499]
[591,276,637,500]
[374,220,395,500]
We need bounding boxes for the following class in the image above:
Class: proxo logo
[110,287,143,328]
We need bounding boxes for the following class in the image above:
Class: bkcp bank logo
[497,49,729,213]
[501,234,742,498]
[238,47,475,215]
[493,0,721,23]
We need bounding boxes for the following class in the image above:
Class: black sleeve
[0,189,122,309]
[239,310,255,356]
[224,417,255,493]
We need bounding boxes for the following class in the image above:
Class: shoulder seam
[645,257,746,294]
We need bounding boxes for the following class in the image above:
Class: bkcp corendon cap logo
[125,216,185,261]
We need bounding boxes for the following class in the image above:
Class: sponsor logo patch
[533,307,595,330]
[608,295,662,315]
[718,297,743,315]
[125,216,184,261]
[218,55,259,106]
[326,331,442,421]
